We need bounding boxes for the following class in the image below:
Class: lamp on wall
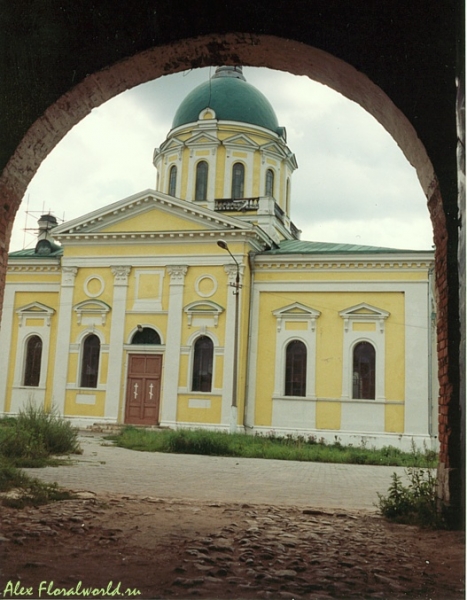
[136,324,143,332]
[217,239,241,433]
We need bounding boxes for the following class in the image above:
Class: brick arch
[0,33,457,522]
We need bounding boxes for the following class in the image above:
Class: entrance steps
[86,422,170,434]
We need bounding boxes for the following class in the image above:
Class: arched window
[192,336,213,392]
[195,161,208,201]
[80,334,100,388]
[285,340,307,397]
[231,162,245,199]
[131,327,161,345]
[265,169,274,197]
[23,335,42,387]
[352,342,376,399]
[168,165,177,196]
[286,178,291,213]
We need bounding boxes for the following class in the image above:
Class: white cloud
[10,67,433,252]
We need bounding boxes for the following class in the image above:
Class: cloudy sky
[10,67,433,252]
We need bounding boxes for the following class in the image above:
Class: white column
[221,263,243,426]
[0,286,15,411]
[160,265,187,426]
[105,266,131,421]
[52,266,78,414]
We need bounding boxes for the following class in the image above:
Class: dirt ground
[0,491,464,600]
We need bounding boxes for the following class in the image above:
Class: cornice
[8,264,61,273]
[254,258,433,271]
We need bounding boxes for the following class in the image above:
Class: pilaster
[52,266,78,413]
[160,265,188,426]
[106,266,131,420]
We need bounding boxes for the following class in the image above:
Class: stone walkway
[25,432,409,510]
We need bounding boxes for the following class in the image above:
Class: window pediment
[186,132,220,148]
[16,302,55,327]
[74,300,111,325]
[273,302,321,332]
[184,301,224,327]
[339,303,389,333]
[223,134,259,151]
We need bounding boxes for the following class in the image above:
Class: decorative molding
[167,265,188,283]
[184,301,224,328]
[73,300,111,326]
[195,275,218,298]
[84,275,105,298]
[110,265,131,284]
[62,266,78,286]
[16,302,55,327]
[272,302,321,333]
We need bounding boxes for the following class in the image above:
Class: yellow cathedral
[0,67,437,449]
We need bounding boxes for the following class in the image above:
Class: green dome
[171,67,281,134]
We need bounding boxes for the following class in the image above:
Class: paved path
[25,432,408,511]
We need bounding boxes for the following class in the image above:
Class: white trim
[195,275,218,298]
[339,302,387,402]
[83,274,105,298]
[132,268,165,312]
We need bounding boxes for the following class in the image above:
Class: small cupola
[35,214,60,255]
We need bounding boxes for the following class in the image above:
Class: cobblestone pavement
[25,433,408,510]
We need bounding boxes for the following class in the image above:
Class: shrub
[377,467,444,528]
[0,404,80,466]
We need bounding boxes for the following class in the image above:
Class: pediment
[16,302,55,326]
[273,302,321,319]
[272,302,320,332]
[16,301,55,315]
[339,303,390,320]
[223,134,259,150]
[52,190,251,238]
[185,132,220,147]
[74,300,111,325]
[184,301,224,327]
[157,137,185,154]
[261,141,288,159]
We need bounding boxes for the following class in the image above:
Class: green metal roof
[8,245,63,259]
[172,68,281,134]
[262,239,427,255]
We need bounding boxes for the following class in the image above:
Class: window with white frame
[195,161,208,201]
[23,335,42,387]
[352,341,376,399]
[265,168,274,197]
[285,339,307,397]
[168,165,177,196]
[192,335,213,392]
[231,162,245,199]
[339,303,389,401]
[80,334,100,388]
[272,303,320,399]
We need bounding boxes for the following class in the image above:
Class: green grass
[109,427,438,468]
[0,405,80,507]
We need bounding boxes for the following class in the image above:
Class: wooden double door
[125,354,162,425]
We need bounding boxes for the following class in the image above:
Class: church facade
[0,67,437,449]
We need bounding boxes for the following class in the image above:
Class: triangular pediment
[339,303,390,320]
[261,141,288,159]
[223,134,259,150]
[157,137,185,155]
[185,132,220,147]
[273,302,321,319]
[52,190,252,238]
[16,302,55,315]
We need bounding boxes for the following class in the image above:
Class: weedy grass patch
[376,467,445,529]
[110,427,437,468]
[0,405,80,507]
